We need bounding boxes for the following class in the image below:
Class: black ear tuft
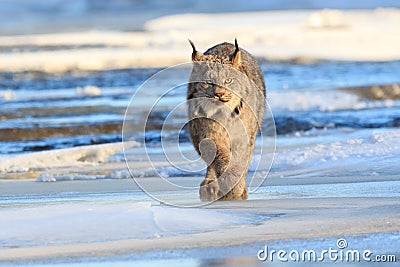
[188,39,204,61]
[232,38,242,67]
[188,39,196,53]
[234,38,239,51]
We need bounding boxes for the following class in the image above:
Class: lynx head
[189,39,242,69]
[188,39,250,114]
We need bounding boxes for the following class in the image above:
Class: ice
[29,129,400,181]
[0,86,132,102]
[108,163,206,180]
[0,9,400,72]
[137,129,400,178]
[0,201,259,248]
[108,169,131,179]
[1,1,399,36]
[36,174,57,182]
[268,90,398,112]
[37,173,100,182]
[0,141,139,173]
[135,163,206,178]
[181,130,400,175]
[272,129,400,169]
[0,90,14,100]
[37,171,132,182]
[306,9,348,28]
[76,85,102,97]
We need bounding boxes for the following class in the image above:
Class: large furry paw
[199,179,220,202]
[219,186,248,201]
[217,168,242,197]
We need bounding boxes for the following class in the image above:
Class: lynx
[187,39,266,201]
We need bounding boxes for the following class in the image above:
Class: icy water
[1,60,400,155]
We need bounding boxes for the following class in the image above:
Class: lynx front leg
[219,173,248,200]
[199,166,220,201]
[217,164,248,200]
[217,147,252,200]
[199,144,231,202]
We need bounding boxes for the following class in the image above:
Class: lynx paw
[199,179,220,202]
[219,186,248,200]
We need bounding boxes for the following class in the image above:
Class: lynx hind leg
[199,167,220,202]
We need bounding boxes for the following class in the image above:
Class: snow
[24,129,400,182]
[0,90,14,100]
[306,9,348,28]
[153,129,400,177]
[268,90,398,112]
[141,129,400,177]
[37,173,100,182]
[0,191,398,262]
[272,129,400,169]
[76,85,102,97]
[0,201,259,248]
[0,9,399,72]
[3,70,398,116]
[0,141,139,173]
[0,86,132,102]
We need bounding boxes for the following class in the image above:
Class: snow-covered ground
[1,128,399,181]
[0,201,261,248]
[0,9,400,72]
[1,0,399,35]
[0,187,398,264]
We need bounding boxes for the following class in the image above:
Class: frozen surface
[0,201,261,248]
[0,193,398,265]
[252,180,400,200]
[268,90,399,112]
[0,128,394,181]
[5,231,399,266]
[2,85,399,113]
[1,0,399,35]
[1,60,400,155]
[87,232,400,266]
[127,129,400,181]
[272,129,400,170]
[0,141,139,173]
[0,9,400,72]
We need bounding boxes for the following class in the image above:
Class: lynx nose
[214,87,225,99]
[214,91,224,98]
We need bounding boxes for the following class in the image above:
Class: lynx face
[188,61,245,116]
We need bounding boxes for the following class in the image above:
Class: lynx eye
[224,78,233,84]
[200,80,213,89]
[201,82,210,89]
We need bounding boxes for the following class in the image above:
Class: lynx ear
[232,38,242,68]
[189,39,204,62]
